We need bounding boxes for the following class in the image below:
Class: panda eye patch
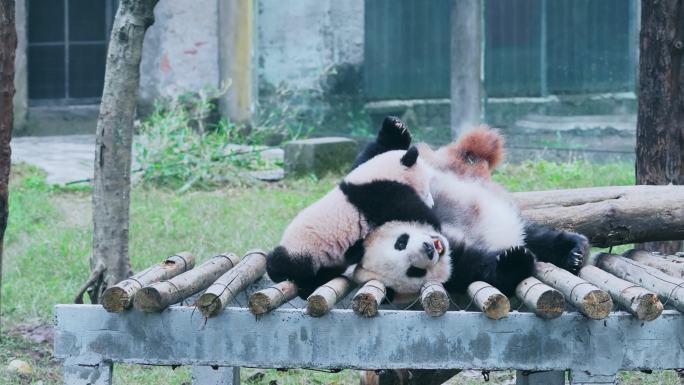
[394,233,409,250]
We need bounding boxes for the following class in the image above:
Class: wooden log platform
[579,265,663,321]
[595,253,684,313]
[421,281,450,317]
[352,280,386,318]
[534,262,613,320]
[467,281,509,320]
[196,250,267,317]
[623,249,684,279]
[248,281,298,316]
[102,252,195,312]
[133,252,240,312]
[515,277,565,319]
[306,276,354,317]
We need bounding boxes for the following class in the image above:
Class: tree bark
[0,0,17,315]
[513,185,684,247]
[88,0,159,303]
[636,0,684,254]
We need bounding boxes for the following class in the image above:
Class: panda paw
[556,232,589,275]
[377,116,412,150]
[497,246,536,274]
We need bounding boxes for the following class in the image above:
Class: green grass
[3,159,676,385]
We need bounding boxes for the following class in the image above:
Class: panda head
[353,221,452,297]
[345,146,435,208]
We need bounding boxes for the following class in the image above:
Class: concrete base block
[284,137,357,177]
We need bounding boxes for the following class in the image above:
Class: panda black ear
[400,146,419,167]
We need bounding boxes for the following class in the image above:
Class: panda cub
[267,118,440,298]
[352,122,589,300]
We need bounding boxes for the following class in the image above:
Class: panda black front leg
[444,244,535,296]
[523,223,590,274]
[351,116,412,169]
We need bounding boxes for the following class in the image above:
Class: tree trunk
[636,0,684,254]
[0,0,17,314]
[88,0,159,304]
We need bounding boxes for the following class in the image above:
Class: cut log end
[196,293,221,318]
[248,292,272,316]
[635,293,664,321]
[132,287,163,313]
[421,282,449,317]
[101,286,129,313]
[352,293,379,318]
[307,294,330,317]
[482,293,510,320]
[535,290,565,319]
[581,290,613,320]
[352,280,386,318]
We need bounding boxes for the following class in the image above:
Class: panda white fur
[267,118,440,298]
[352,122,589,299]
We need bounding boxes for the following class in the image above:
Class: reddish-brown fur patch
[429,126,504,180]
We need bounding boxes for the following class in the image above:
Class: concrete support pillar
[63,355,113,385]
[218,0,257,125]
[450,0,484,139]
[516,370,565,385]
[13,0,27,132]
[191,366,240,385]
[569,370,617,385]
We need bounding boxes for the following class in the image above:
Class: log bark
[420,281,450,317]
[467,281,510,320]
[352,280,386,318]
[248,281,298,316]
[624,249,684,279]
[579,265,662,321]
[306,276,354,317]
[515,277,565,319]
[196,249,266,317]
[0,0,16,316]
[360,369,461,385]
[134,252,240,312]
[595,253,684,313]
[89,0,159,304]
[534,262,613,320]
[636,0,684,254]
[101,252,195,312]
[513,185,684,247]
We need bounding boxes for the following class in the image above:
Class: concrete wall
[257,0,364,91]
[139,0,220,104]
[13,0,27,132]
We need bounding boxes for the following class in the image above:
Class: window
[28,0,117,104]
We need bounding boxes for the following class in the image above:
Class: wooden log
[534,262,612,320]
[420,281,450,317]
[623,249,684,279]
[196,249,266,317]
[595,253,684,313]
[579,265,663,321]
[352,280,386,318]
[515,277,565,319]
[513,185,684,247]
[101,252,195,312]
[306,276,354,317]
[133,252,241,313]
[467,281,509,320]
[248,281,298,316]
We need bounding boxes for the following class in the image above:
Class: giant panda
[266,118,438,298]
[352,123,589,300]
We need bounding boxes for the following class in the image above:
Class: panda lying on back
[352,120,589,301]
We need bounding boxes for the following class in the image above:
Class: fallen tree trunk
[101,252,195,312]
[513,185,684,247]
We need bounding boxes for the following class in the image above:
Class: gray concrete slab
[11,135,96,184]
